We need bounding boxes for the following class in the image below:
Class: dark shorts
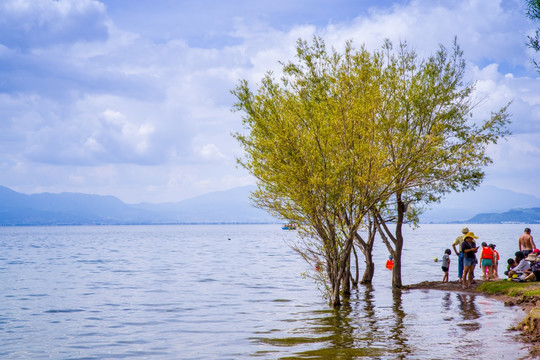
[464,257,476,267]
[523,250,533,257]
[442,266,448,273]
[534,270,540,281]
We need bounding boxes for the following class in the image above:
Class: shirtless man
[519,228,536,256]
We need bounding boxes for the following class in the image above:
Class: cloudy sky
[0,0,539,204]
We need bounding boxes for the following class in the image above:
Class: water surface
[0,224,530,359]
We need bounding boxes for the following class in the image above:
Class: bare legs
[462,264,475,288]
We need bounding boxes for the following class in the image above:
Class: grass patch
[478,280,540,297]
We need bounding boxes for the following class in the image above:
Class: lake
[0,224,532,359]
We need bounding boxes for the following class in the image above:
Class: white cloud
[196,144,227,161]
[0,0,108,49]
[0,0,539,202]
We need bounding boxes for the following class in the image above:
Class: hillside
[466,207,540,224]
[0,185,274,225]
[1,184,539,225]
[420,185,540,223]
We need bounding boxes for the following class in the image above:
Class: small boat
[282,224,297,230]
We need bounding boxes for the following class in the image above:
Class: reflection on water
[252,286,526,359]
[456,293,481,332]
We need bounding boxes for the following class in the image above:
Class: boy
[442,249,451,282]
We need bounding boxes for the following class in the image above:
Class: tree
[232,37,511,303]
[525,0,540,71]
[232,38,396,307]
[371,40,511,288]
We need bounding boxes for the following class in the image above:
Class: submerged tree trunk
[342,256,351,298]
[392,197,405,288]
[354,216,377,285]
[374,193,406,288]
[352,245,359,288]
[361,251,375,284]
[326,236,355,307]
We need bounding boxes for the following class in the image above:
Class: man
[519,228,536,257]
[452,226,469,283]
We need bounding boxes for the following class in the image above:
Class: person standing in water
[479,242,494,279]
[442,249,451,282]
[519,228,536,257]
[490,244,500,279]
[452,226,470,283]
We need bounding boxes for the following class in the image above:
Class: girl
[479,242,494,279]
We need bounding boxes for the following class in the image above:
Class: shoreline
[405,279,540,357]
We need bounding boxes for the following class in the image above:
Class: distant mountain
[133,185,275,223]
[1,184,539,225]
[0,185,274,225]
[466,207,540,224]
[0,186,161,225]
[420,185,540,223]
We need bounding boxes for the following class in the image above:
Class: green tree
[525,0,540,71]
[232,38,396,307]
[232,37,511,303]
[372,40,511,288]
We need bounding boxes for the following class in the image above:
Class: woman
[461,232,479,289]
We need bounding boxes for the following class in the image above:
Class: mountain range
[420,185,540,223]
[0,184,539,225]
[0,185,273,225]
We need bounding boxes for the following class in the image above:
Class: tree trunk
[342,257,351,298]
[361,251,375,284]
[354,217,377,285]
[392,196,405,288]
[331,277,341,307]
[352,245,359,288]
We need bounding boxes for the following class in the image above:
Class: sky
[0,0,539,204]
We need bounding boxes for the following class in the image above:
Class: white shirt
[512,259,531,273]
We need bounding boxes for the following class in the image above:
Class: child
[386,255,394,270]
[442,249,451,282]
[504,258,517,277]
[479,242,494,279]
[489,244,499,278]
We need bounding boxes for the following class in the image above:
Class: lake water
[0,224,532,359]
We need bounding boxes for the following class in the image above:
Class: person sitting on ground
[508,251,530,278]
[504,258,516,276]
[522,253,540,281]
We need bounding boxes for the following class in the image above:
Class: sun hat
[461,227,470,234]
[526,253,538,262]
[463,232,478,239]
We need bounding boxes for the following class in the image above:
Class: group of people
[441,227,536,289]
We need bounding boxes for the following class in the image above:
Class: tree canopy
[525,0,540,71]
[232,37,511,305]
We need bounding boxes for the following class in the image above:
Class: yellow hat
[464,232,478,239]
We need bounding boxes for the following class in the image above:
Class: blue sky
[0,0,539,203]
